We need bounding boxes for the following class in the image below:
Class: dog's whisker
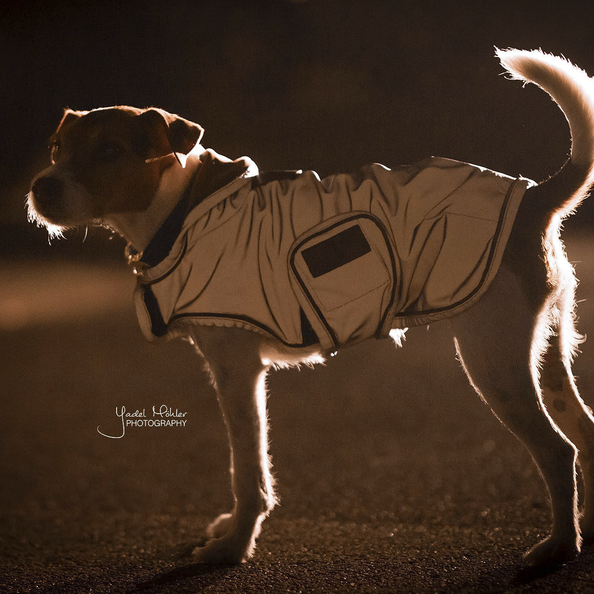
[145,152,175,163]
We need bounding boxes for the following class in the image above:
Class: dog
[26,49,594,568]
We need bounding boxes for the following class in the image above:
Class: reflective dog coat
[132,152,532,353]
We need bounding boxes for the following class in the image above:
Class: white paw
[524,535,580,567]
[192,534,252,565]
[206,512,234,539]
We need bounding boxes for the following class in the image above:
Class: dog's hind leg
[529,229,594,542]
[450,265,580,567]
[189,326,276,564]
[539,328,594,542]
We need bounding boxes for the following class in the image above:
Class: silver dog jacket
[133,152,531,352]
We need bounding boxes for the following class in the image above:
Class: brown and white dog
[27,49,594,567]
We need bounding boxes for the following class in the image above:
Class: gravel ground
[2,238,594,593]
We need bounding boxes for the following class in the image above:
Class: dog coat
[132,152,532,353]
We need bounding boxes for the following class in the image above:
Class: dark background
[3,1,594,592]
[3,0,594,248]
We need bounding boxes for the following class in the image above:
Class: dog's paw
[523,535,580,567]
[206,512,234,539]
[192,534,252,565]
[194,510,265,564]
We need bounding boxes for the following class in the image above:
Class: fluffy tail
[497,48,594,218]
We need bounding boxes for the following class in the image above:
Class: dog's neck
[104,145,204,253]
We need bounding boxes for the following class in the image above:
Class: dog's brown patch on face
[41,108,175,222]
[553,398,567,413]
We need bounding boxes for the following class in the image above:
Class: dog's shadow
[127,541,240,593]
[129,562,235,593]
[514,561,569,584]
[510,544,594,589]
[128,541,594,593]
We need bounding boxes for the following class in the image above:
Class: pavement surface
[2,238,594,593]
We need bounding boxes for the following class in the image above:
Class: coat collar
[127,149,256,268]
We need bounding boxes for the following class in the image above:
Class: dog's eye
[50,141,61,164]
[96,141,123,162]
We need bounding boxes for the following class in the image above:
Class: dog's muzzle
[30,176,64,204]
[29,175,66,218]
[28,172,95,229]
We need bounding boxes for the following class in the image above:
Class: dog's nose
[31,176,64,203]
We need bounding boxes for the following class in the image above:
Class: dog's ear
[135,109,204,159]
[48,109,87,162]
[55,108,87,134]
[162,110,205,155]
[49,108,84,141]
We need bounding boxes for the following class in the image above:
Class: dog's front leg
[190,326,276,564]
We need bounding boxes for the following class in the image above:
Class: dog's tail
[497,48,594,219]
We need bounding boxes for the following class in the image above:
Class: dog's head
[27,106,204,236]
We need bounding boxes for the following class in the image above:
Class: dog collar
[126,181,194,268]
